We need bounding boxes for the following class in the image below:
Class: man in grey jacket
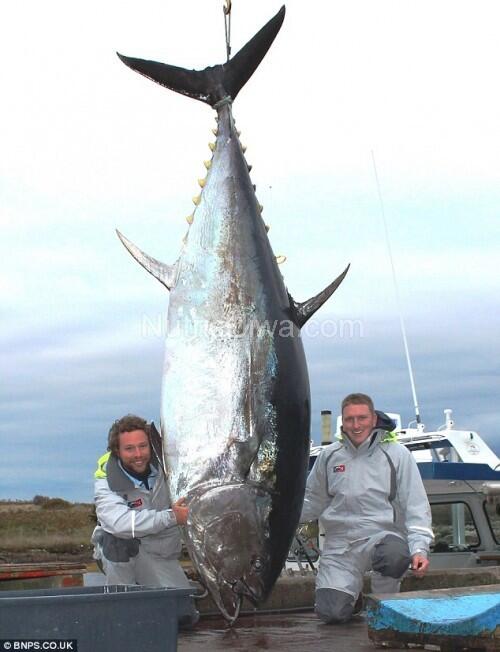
[301,393,434,624]
[92,414,198,623]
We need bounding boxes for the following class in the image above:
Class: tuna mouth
[208,577,259,624]
[217,589,243,625]
[231,577,259,605]
[210,576,260,623]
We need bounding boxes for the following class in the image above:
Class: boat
[289,408,500,571]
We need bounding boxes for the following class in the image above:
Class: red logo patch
[333,465,345,473]
[127,498,143,508]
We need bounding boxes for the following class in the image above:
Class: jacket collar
[342,428,387,454]
[106,455,159,493]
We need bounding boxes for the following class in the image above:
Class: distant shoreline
[1,498,95,566]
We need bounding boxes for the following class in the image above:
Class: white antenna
[371,151,424,432]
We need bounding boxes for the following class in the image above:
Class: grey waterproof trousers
[315,533,412,624]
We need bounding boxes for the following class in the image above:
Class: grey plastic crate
[0,584,192,652]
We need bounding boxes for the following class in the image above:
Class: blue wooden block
[366,585,500,651]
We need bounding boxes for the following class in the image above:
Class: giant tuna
[116,5,348,622]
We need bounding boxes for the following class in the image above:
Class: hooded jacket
[301,411,434,556]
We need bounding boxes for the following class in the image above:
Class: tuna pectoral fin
[117,6,285,107]
[116,229,176,290]
[292,264,350,328]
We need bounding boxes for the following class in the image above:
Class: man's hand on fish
[172,497,189,525]
[411,553,429,577]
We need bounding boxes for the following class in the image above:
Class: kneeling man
[301,393,433,624]
[91,414,197,625]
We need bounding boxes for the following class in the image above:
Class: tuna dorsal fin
[116,229,176,290]
[116,6,285,107]
[291,264,350,328]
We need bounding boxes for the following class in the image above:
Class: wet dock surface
[178,611,408,651]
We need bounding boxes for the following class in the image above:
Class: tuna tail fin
[116,229,177,290]
[116,5,285,107]
[291,264,350,328]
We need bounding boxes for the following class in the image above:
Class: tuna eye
[252,557,263,572]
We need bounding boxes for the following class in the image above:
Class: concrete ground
[84,566,500,650]
[179,567,500,651]
[178,611,407,652]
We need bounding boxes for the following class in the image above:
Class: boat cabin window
[484,501,500,545]
[430,502,480,552]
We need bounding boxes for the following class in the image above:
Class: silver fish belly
[163,103,303,619]
[116,6,348,622]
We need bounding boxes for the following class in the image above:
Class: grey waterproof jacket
[93,454,181,562]
[301,413,434,556]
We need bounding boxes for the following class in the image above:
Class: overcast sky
[2,1,499,501]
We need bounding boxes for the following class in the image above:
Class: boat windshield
[430,502,480,552]
[484,501,500,545]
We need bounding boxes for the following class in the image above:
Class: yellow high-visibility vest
[94,451,111,479]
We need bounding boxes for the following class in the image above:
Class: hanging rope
[223,0,232,61]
